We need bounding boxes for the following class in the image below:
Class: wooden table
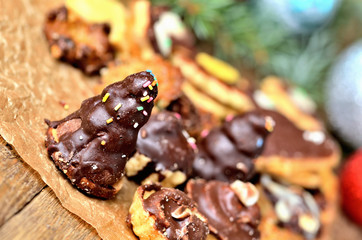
[0,135,361,240]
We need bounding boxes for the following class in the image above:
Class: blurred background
[152,0,362,154]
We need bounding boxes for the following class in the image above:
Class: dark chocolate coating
[142,184,209,240]
[44,6,114,75]
[136,111,195,177]
[166,95,202,137]
[193,112,270,182]
[259,110,335,158]
[45,71,158,198]
[187,179,260,240]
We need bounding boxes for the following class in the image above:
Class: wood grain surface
[0,134,361,239]
[0,136,99,240]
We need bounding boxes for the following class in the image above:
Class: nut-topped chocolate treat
[259,175,323,240]
[255,109,340,188]
[129,183,209,240]
[45,71,158,198]
[193,112,273,182]
[126,111,196,187]
[44,6,114,75]
[187,179,261,240]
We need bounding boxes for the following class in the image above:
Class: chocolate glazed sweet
[258,110,335,158]
[186,179,261,240]
[45,71,158,198]
[136,111,195,177]
[142,184,209,240]
[193,112,272,182]
[44,6,114,75]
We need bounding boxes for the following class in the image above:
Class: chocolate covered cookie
[45,71,158,198]
[44,6,114,75]
[254,110,340,188]
[126,111,196,187]
[193,111,273,182]
[166,94,218,138]
[129,183,209,240]
[187,179,261,240]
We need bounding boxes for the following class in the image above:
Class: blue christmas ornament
[260,0,341,33]
[326,41,362,149]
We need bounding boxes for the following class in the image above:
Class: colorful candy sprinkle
[143,81,151,88]
[64,104,69,110]
[201,129,209,138]
[174,113,181,119]
[151,80,157,86]
[51,129,59,143]
[134,122,139,128]
[101,140,106,146]
[106,117,113,124]
[146,69,152,73]
[264,116,275,132]
[102,93,110,102]
[147,97,154,103]
[143,110,148,116]
[148,85,153,90]
[141,96,150,102]
[226,114,234,122]
[114,103,122,111]
[137,106,144,111]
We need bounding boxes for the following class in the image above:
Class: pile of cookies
[43,1,340,239]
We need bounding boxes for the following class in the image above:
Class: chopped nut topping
[230,180,259,207]
[275,199,292,222]
[298,213,320,234]
[171,206,192,220]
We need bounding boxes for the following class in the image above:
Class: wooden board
[0,136,99,240]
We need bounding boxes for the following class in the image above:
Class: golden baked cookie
[173,52,255,119]
[255,76,321,131]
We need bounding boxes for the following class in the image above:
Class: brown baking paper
[0,0,138,239]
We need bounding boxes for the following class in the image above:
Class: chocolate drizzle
[193,112,271,182]
[259,110,335,158]
[45,71,158,198]
[141,184,209,240]
[186,179,261,240]
[136,111,195,177]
